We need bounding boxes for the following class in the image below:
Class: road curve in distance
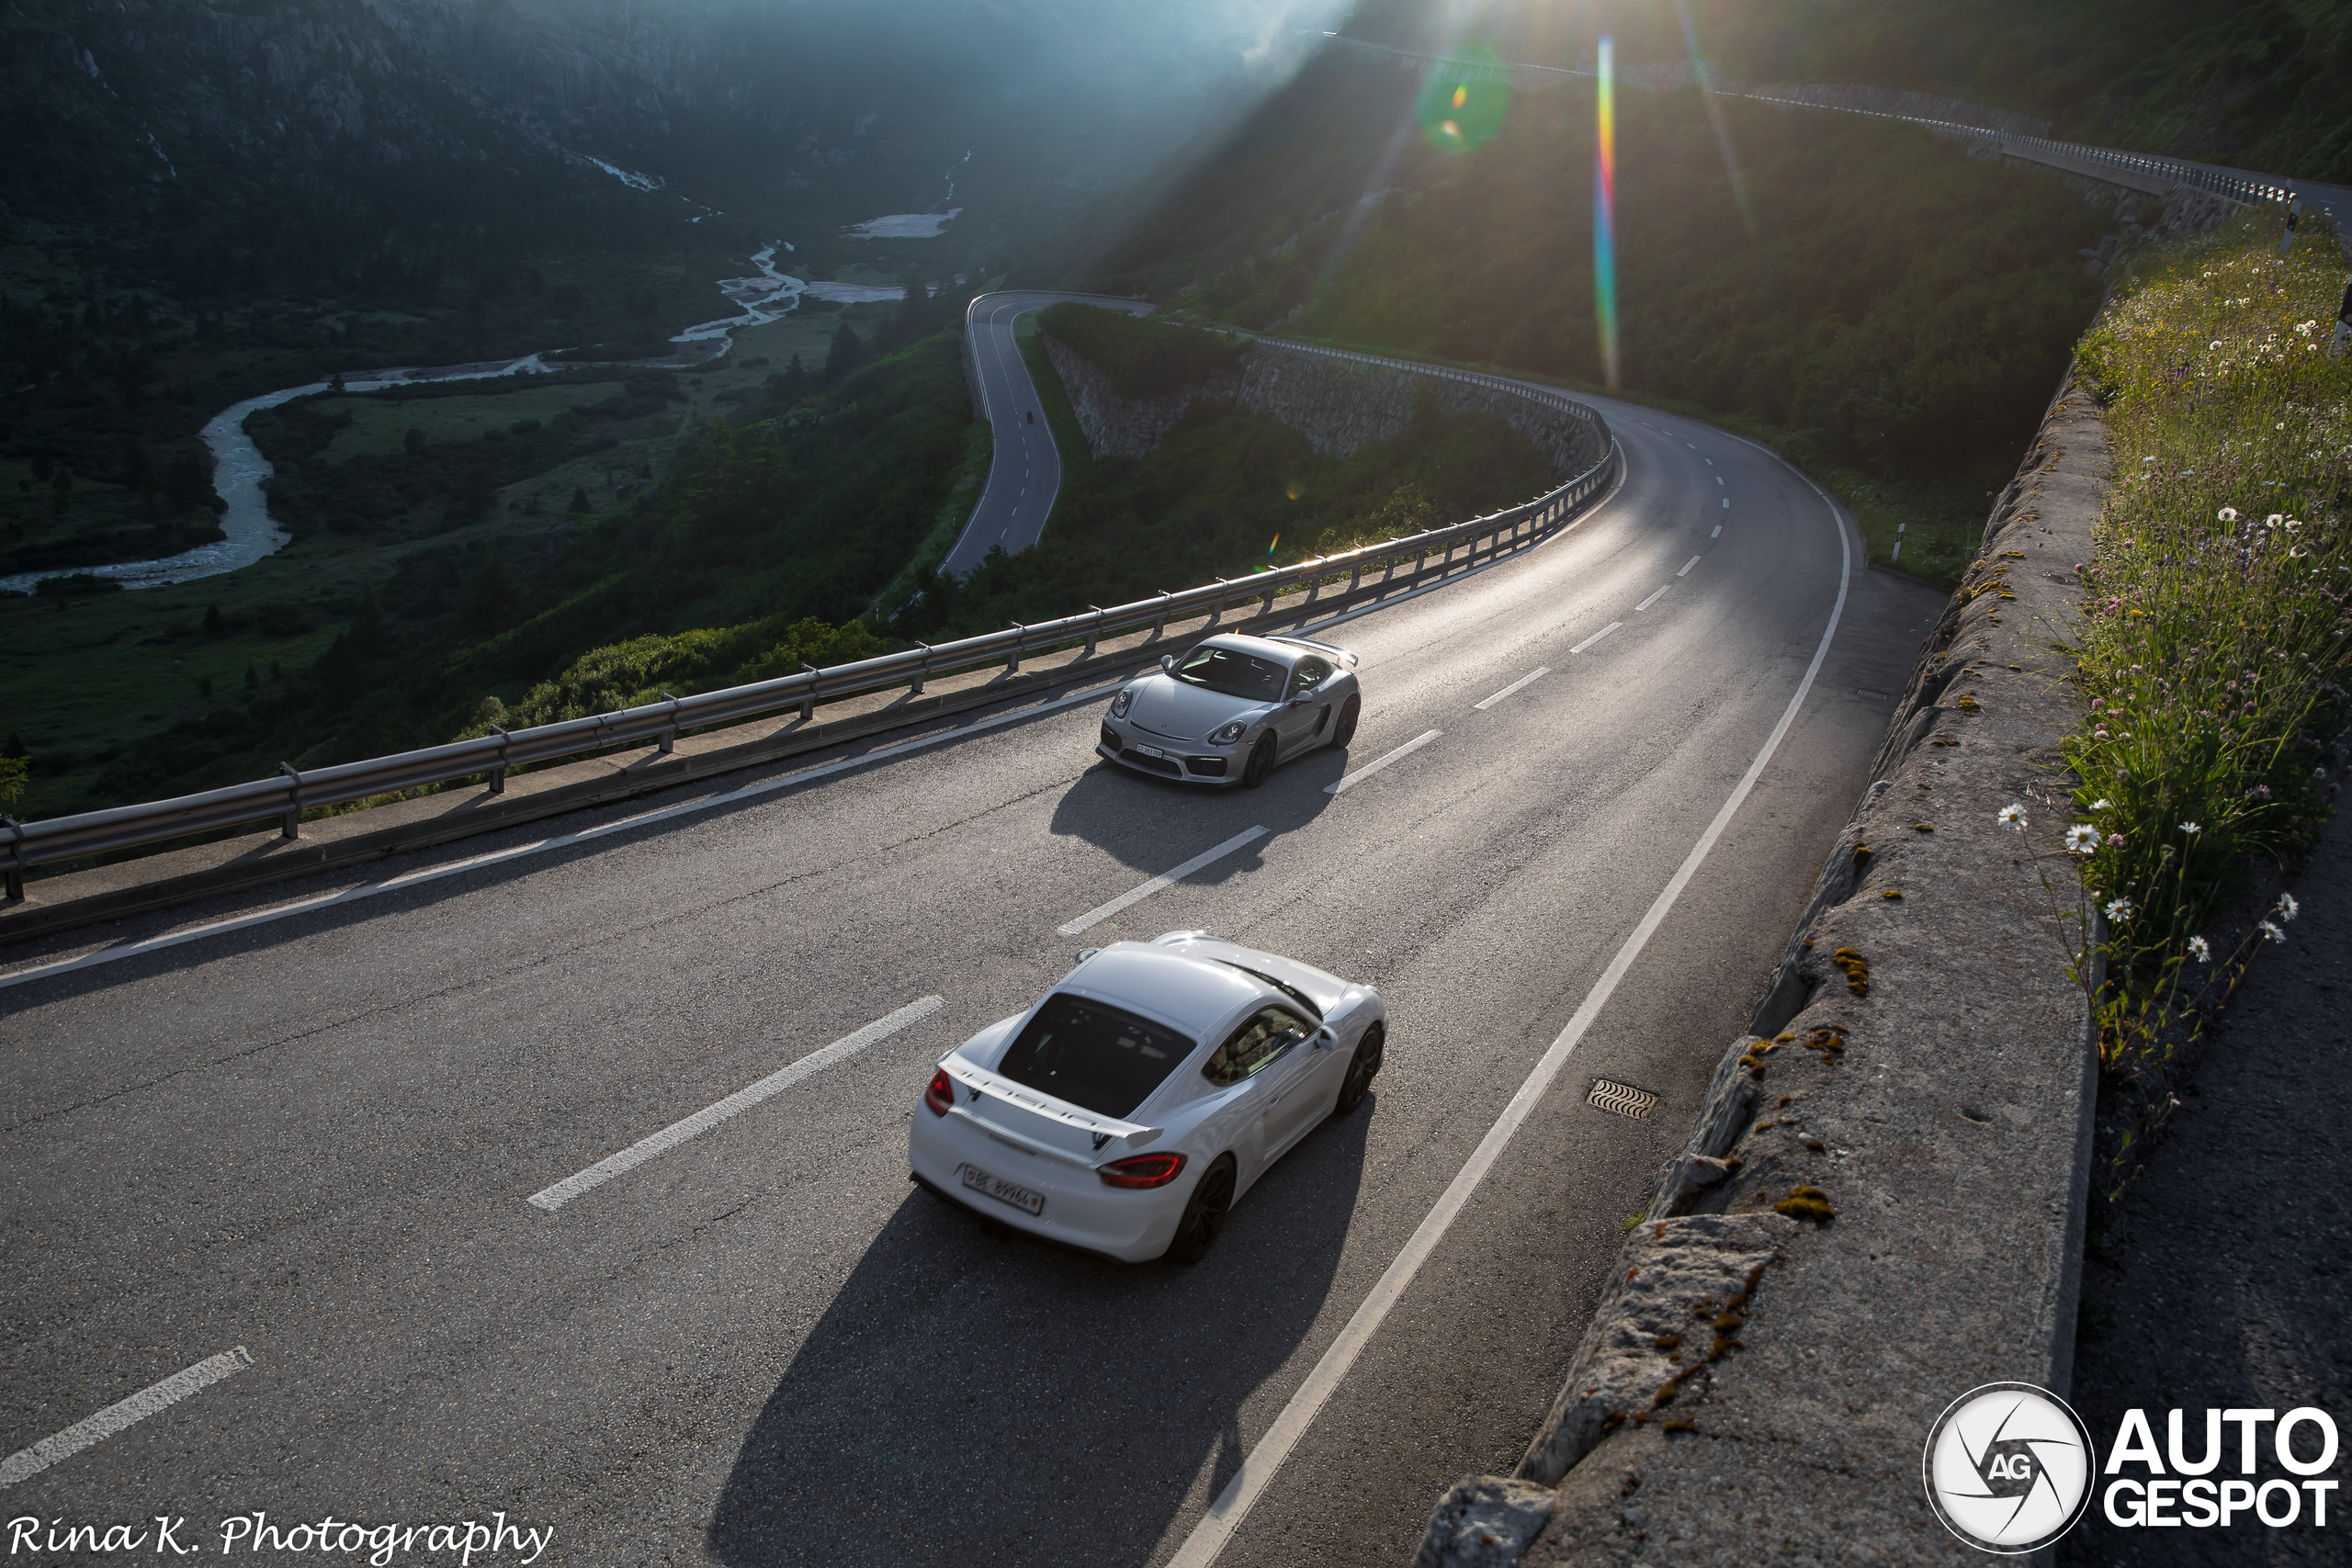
[945,290,1155,577]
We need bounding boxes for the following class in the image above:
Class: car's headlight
[1207,719,1249,746]
[1110,688,1136,718]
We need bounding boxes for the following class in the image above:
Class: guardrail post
[1258,581,1275,617]
[1006,624,1024,673]
[1,816,22,904]
[277,762,302,840]
[911,644,931,696]
[1208,581,1227,628]
[1084,608,1103,659]
[658,693,681,755]
[1348,558,1364,594]
[487,725,510,794]
[1414,547,1427,582]
[1153,592,1172,639]
[1304,560,1325,605]
[798,664,818,721]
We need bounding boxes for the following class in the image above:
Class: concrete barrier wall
[1417,378,2110,1564]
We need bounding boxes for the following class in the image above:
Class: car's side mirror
[1160,654,1175,672]
[1312,1025,1338,1051]
[1075,947,1100,964]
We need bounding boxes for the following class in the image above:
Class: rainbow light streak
[1594,35,1619,389]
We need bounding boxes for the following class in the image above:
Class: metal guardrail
[0,363,1617,898]
[1741,95,2299,208]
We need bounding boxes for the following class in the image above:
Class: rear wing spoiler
[1269,635,1359,669]
[940,1058,1165,1149]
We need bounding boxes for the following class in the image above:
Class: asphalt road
[941,291,1153,577]
[2,402,1944,1566]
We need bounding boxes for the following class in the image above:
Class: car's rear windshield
[996,993,1194,1119]
[1172,645,1286,704]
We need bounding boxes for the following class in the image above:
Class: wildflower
[2089,798,2113,810]
[2180,820,2201,834]
[2277,892,2300,922]
[2259,919,2286,944]
[2065,823,2101,853]
[2188,935,2211,964]
[1997,804,2027,829]
[2108,831,2127,848]
[2218,506,2239,522]
[2106,897,2134,921]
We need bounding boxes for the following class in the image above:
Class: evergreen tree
[569,486,592,513]
[823,322,865,383]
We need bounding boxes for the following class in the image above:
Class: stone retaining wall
[1417,379,2110,1564]
[1042,335,1599,480]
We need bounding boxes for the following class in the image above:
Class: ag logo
[1923,1382,2098,1552]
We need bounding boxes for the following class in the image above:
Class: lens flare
[1675,0,1756,239]
[1593,35,1618,389]
[1416,45,1510,152]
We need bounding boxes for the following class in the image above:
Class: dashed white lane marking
[1636,584,1671,611]
[528,997,945,1212]
[1569,621,1621,653]
[1472,668,1550,711]
[1058,827,1268,936]
[0,678,1133,993]
[1704,457,1713,466]
[1678,556,1702,577]
[1,1347,253,1487]
[1712,525,1723,538]
[1722,498,1730,508]
[1162,433,1855,1568]
[1324,730,1442,795]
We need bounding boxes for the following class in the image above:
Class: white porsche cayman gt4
[908,932,1386,1263]
[1096,633,1363,787]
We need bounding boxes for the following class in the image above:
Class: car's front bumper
[908,1103,1192,1263]
[1097,717,1240,786]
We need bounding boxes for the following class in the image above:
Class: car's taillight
[1098,1151,1187,1189]
[923,1067,955,1117]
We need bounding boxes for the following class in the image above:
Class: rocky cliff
[1044,334,1601,481]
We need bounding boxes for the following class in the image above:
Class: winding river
[0,242,924,597]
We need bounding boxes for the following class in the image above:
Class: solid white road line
[1569,621,1621,654]
[1636,584,1671,612]
[1162,436,1854,1568]
[1057,828,1268,936]
[1323,730,1441,795]
[527,996,944,1212]
[0,1347,253,1487]
[1678,556,1701,577]
[0,679,1133,993]
[1472,668,1550,711]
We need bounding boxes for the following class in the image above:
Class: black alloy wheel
[1335,1021,1385,1115]
[1242,732,1276,788]
[1332,695,1361,748]
[1167,1155,1237,1264]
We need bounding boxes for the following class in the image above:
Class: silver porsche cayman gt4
[1096,633,1363,787]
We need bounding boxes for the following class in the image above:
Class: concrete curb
[1416,379,2109,1562]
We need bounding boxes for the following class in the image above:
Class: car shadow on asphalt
[702,1099,1376,1566]
[1045,748,1351,876]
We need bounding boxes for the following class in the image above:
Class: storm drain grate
[1588,1078,1661,1120]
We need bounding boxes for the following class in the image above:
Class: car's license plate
[958,1163,1044,1216]
[1136,744,1166,759]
